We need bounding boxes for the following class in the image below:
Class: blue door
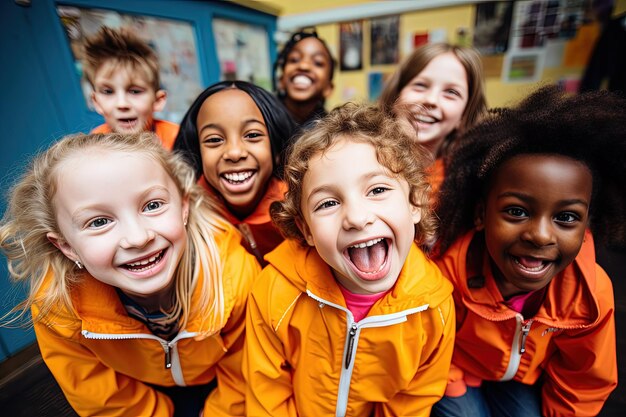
[0,0,276,361]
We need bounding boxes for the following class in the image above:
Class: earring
[75,260,83,269]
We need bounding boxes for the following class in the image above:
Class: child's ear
[474,201,485,231]
[153,90,167,113]
[91,91,105,116]
[295,218,315,246]
[46,232,79,262]
[411,204,422,225]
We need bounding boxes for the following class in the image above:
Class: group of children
[1,25,625,417]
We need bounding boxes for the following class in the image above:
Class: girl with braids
[273,29,336,126]
[431,86,625,417]
[0,132,259,416]
[173,81,297,265]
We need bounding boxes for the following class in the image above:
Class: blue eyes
[88,218,110,228]
[85,201,163,229]
[144,201,163,212]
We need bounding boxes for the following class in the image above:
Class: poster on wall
[339,21,363,71]
[56,5,203,123]
[370,16,399,66]
[212,18,272,91]
[509,0,588,50]
[473,1,514,55]
[503,51,545,82]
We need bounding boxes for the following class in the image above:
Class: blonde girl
[0,132,259,417]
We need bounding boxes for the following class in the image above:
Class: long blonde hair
[1,132,227,335]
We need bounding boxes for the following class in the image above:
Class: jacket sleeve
[377,294,456,417]
[33,317,173,417]
[204,246,261,417]
[243,270,298,417]
[541,268,617,417]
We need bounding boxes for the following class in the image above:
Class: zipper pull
[344,323,358,369]
[164,344,172,369]
[519,321,533,354]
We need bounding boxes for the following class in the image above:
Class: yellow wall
[248,0,621,109]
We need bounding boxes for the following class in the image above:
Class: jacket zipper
[344,323,357,369]
[81,329,197,386]
[519,320,533,354]
[306,289,429,417]
[500,315,533,381]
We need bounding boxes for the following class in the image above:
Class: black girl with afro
[431,85,626,416]
[436,85,626,254]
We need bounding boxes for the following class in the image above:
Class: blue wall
[0,0,277,361]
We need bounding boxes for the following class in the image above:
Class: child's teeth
[351,238,383,249]
[293,75,312,86]
[224,172,253,182]
[128,251,161,267]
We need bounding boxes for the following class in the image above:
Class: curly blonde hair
[1,132,227,335]
[271,102,436,248]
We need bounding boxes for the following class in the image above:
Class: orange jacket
[244,239,455,417]
[198,176,286,265]
[32,224,260,417]
[91,119,179,150]
[435,230,617,417]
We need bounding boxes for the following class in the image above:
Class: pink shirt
[338,285,389,322]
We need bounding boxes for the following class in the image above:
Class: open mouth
[118,118,139,129]
[291,74,313,88]
[123,249,165,273]
[222,170,254,185]
[513,256,551,273]
[414,114,438,124]
[346,238,389,279]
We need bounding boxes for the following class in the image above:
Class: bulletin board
[212,17,272,91]
[56,5,204,123]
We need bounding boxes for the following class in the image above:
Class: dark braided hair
[436,85,626,254]
[272,28,336,96]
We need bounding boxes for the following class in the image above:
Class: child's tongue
[348,240,387,273]
[517,256,544,269]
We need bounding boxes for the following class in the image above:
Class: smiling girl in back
[379,43,487,195]
[173,81,297,265]
[273,29,336,126]
[0,132,260,417]
[432,86,626,417]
